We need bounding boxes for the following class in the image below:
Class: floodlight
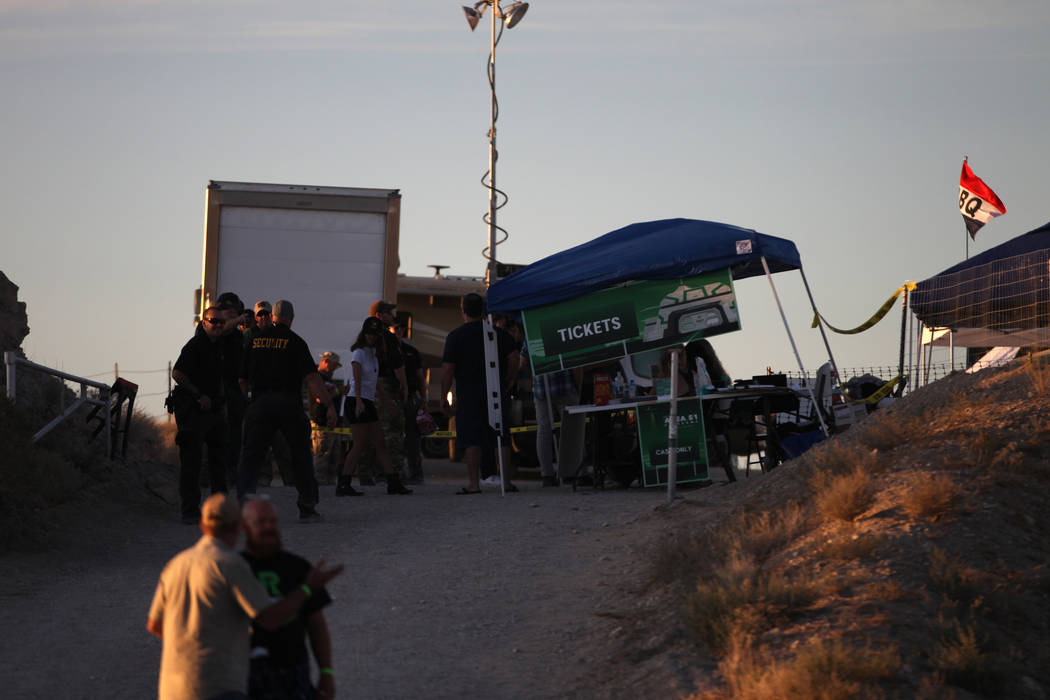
[462,5,482,31]
[501,2,529,28]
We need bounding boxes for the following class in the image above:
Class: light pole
[461,1,529,286]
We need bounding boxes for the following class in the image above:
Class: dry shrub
[820,533,885,561]
[804,441,880,478]
[726,502,812,564]
[930,621,1000,694]
[901,472,964,521]
[813,466,876,522]
[649,529,710,585]
[692,632,897,700]
[1023,356,1050,397]
[856,411,926,452]
[928,547,981,607]
[683,574,823,654]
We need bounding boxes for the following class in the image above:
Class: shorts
[346,397,379,425]
[454,402,510,450]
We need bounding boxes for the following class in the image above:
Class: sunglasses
[256,310,271,317]
[204,317,224,326]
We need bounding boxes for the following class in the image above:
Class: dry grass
[928,547,982,608]
[690,632,898,700]
[929,621,1000,694]
[1023,356,1050,397]
[856,411,929,452]
[900,472,964,521]
[803,441,880,477]
[683,574,824,653]
[813,466,876,522]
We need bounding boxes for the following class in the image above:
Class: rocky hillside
[584,361,1050,699]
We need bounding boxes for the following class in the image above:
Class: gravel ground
[0,458,690,699]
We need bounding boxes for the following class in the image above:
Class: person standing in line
[239,300,337,522]
[440,293,520,495]
[171,305,229,523]
[311,351,349,486]
[147,493,343,700]
[336,317,413,496]
[241,499,336,700]
[521,346,581,487]
[355,300,408,485]
[216,291,250,489]
[248,300,296,489]
[390,319,426,484]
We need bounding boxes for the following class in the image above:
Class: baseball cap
[201,493,241,527]
[273,299,294,318]
[362,317,384,334]
[369,300,397,316]
[216,292,244,314]
[320,351,341,366]
[254,300,272,314]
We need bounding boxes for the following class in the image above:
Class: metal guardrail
[4,350,112,458]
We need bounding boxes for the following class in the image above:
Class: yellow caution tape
[850,374,904,404]
[812,283,917,335]
[312,423,555,439]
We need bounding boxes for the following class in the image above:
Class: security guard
[239,299,336,522]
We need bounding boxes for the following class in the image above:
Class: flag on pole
[959,159,1006,240]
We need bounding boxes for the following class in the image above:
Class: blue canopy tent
[487,218,833,499]
[487,218,803,311]
[911,221,1050,331]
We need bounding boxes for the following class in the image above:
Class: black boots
[335,474,363,497]
[386,473,413,495]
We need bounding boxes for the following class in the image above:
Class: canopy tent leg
[799,268,843,392]
[898,284,909,394]
[666,346,680,505]
[542,375,559,464]
[761,257,829,435]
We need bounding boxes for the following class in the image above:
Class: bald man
[241,499,336,699]
[148,494,343,700]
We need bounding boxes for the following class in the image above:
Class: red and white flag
[959,159,1006,240]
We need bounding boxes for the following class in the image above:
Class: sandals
[456,487,482,495]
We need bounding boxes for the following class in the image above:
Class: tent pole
[542,375,559,464]
[799,268,843,389]
[898,284,908,393]
[666,347,680,504]
[761,257,829,434]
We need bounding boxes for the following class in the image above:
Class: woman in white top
[336,317,413,496]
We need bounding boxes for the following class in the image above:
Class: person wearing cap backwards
[147,493,343,700]
[239,299,338,522]
[335,317,413,496]
[310,351,349,485]
[355,300,409,485]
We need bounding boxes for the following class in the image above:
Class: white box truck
[195,180,401,359]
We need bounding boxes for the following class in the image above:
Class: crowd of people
[169,287,533,517]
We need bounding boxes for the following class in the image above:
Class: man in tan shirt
[147,494,342,699]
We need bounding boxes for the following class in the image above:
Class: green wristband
[320,667,334,676]
[300,584,312,597]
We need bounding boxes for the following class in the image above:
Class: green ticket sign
[636,398,709,486]
[520,270,739,374]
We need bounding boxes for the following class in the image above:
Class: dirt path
[0,460,704,699]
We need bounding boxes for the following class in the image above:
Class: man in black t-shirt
[440,293,519,494]
[241,499,334,700]
[216,292,250,488]
[171,305,229,523]
[239,300,337,522]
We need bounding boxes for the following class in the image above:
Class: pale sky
[4,0,1050,415]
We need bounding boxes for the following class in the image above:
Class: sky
[4,0,1050,417]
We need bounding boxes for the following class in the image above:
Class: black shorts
[346,397,378,424]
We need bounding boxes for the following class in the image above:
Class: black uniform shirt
[400,340,422,393]
[376,328,405,379]
[173,332,225,399]
[241,323,316,394]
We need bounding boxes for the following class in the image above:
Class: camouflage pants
[311,421,346,485]
[358,377,405,479]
